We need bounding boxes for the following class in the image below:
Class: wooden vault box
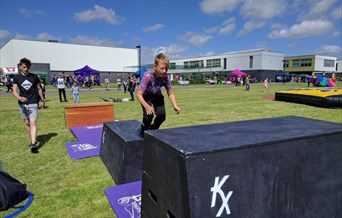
[64,102,114,128]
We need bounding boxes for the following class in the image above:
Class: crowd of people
[50,74,101,89]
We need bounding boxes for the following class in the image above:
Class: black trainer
[29,144,39,153]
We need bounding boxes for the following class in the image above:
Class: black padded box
[141,116,342,218]
[100,120,143,185]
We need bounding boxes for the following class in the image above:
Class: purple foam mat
[104,181,142,218]
[66,124,103,159]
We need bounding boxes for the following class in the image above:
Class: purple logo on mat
[117,194,141,218]
[71,143,97,152]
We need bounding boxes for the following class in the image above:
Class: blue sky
[1,0,341,64]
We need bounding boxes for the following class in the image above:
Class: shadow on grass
[36,133,58,148]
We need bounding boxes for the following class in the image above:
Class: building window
[292,59,300,67]
[206,59,221,68]
[184,60,203,69]
[283,60,289,68]
[249,56,253,69]
[170,63,176,69]
[300,59,312,67]
[291,59,312,68]
[324,59,335,67]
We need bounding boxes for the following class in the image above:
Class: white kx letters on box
[210,175,233,217]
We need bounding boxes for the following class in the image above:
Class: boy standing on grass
[12,58,45,153]
[71,81,80,103]
[137,53,181,137]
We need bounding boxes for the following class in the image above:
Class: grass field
[0,82,341,217]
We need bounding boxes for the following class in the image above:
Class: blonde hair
[154,53,170,70]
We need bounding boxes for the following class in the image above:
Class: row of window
[292,59,312,67]
[182,58,254,69]
[284,59,335,68]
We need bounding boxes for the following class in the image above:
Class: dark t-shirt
[12,73,40,104]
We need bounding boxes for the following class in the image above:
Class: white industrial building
[0,39,139,74]
[168,48,284,81]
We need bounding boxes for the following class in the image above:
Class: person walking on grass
[39,77,46,109]
[128,76,135,101]
[104,76,110,91]
[137,53,181,137]
[263,78,268,92]
[71,81,80,103]
[245,75,250,91]
[12,58,45,153]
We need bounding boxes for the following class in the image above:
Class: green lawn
[0,83,341,217]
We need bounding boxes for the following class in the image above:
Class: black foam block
[141,116,342,218]
[100,120,143,185]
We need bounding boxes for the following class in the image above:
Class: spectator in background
[104,76,110,91]
[128,76,135,101]
[307,75,311,87]
[5,75,13,93]
[117,77,122,90]
[71,81,80,103]
[263,78,268,92]
[123,79,128,93]
[245,75,250,91]
[57,73,67,102]
[39,77,46,109]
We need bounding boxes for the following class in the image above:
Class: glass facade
[292,59,312,67]
[206,59,221,68]
[184,60,204,69]
[324,59,335,67]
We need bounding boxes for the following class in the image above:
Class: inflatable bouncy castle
[311,76,337,88]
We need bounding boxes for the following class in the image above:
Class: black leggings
[58,88,67,102]
[141,95,166,131]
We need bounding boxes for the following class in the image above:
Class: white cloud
[332,31,341,37]
[142,24,165,32]
[14,33,31,40]
[304,0,337,19]
[237,20,265,37]
[202,51,216,56]
[240,0,287,20]
[0,29,11,39]
[267,19,334,39]
[179,31,213,47]
[153,45,182,57]
[316,45,342,54]
[143,44,188,64]
[74,5,124,25]
[70,35,124,47]
[204,27,219,34]
[219,18,236,35]
[36,33,61,42]
[165,44,188,55]
[200,0,240,15]
[288,42,297,48]
[19,8,44,18]
[332,7,342,20]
